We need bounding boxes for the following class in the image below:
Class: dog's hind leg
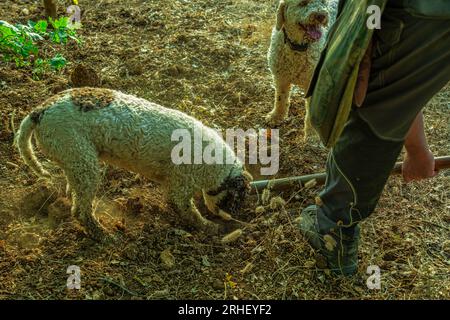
[266,79,291,125]
[60,143,108,241]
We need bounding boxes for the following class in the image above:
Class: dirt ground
[0,0,449,300]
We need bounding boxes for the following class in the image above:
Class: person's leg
[300,111,404,275]
[300,5,450,276]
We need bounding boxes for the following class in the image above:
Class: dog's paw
[87,228,110,242]
[83,219,114,243]
[88,228,118,244]
[302,130,322,146]
[265,111,287,126]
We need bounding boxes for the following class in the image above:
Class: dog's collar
[283,28,309,52]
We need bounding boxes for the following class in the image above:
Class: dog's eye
[299,0,309,7]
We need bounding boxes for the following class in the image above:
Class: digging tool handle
[250,156,450,193]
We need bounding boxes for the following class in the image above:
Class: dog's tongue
[306,26,322,40]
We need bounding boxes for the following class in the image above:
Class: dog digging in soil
[16,88,253,241]
[266,0,338,137]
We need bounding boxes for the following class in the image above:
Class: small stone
[304,259,316,268]
[255,206,265,214]
[160,249,175,269]
[92,290,102,300]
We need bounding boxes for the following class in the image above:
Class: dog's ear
[276,1,286,31]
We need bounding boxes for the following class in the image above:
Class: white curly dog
[17,88,252,241]
[266,0,338,136]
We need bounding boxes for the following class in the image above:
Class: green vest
[306,0,388,147]
[307,0,450,148]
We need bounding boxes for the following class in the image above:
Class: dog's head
[276,0,330,44]
[203,169,253,217]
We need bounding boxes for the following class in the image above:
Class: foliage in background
[0,17,80,79]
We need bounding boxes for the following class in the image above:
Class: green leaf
[69,34,81,44]
[0,25,14,38]
[50,54,66,71]
[34,58,45,67]
[50,31,60,43]
[33,20,48,34]
[32,58,49,80]
[0,20,18,33]
[27,31,44,41]
[15,24,33,34]
[58,30,68,44]
[2,54,12,62]
[1,19,78,72]
[53,17,69,30]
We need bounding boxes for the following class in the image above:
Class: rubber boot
[299,111,405,276]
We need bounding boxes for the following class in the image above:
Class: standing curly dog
[17,88,252,241]
[266,0,338,136]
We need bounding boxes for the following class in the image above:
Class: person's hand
[353,41,373,107]
[402,149,438,183]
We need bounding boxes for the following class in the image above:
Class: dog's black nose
[311,13,328,24]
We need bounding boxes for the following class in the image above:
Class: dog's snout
[310,12,328,25]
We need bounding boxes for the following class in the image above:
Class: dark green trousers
[316,4,450,234]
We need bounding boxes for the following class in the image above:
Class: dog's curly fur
[16,88,252,240]
[266,0,338,136]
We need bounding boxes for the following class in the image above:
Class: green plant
[0,17,80,78]
[48,16,80,45]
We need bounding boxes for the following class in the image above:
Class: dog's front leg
[303,98,314,141]
[65,180,72,198]
[266,79,291,125]
[169,190,219,235]
[187,199,220,235]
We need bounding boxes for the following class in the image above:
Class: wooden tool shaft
[250,156,450,193]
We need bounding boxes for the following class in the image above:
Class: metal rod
[250,156,450,193]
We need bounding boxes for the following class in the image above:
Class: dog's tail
[16,114,51,178]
